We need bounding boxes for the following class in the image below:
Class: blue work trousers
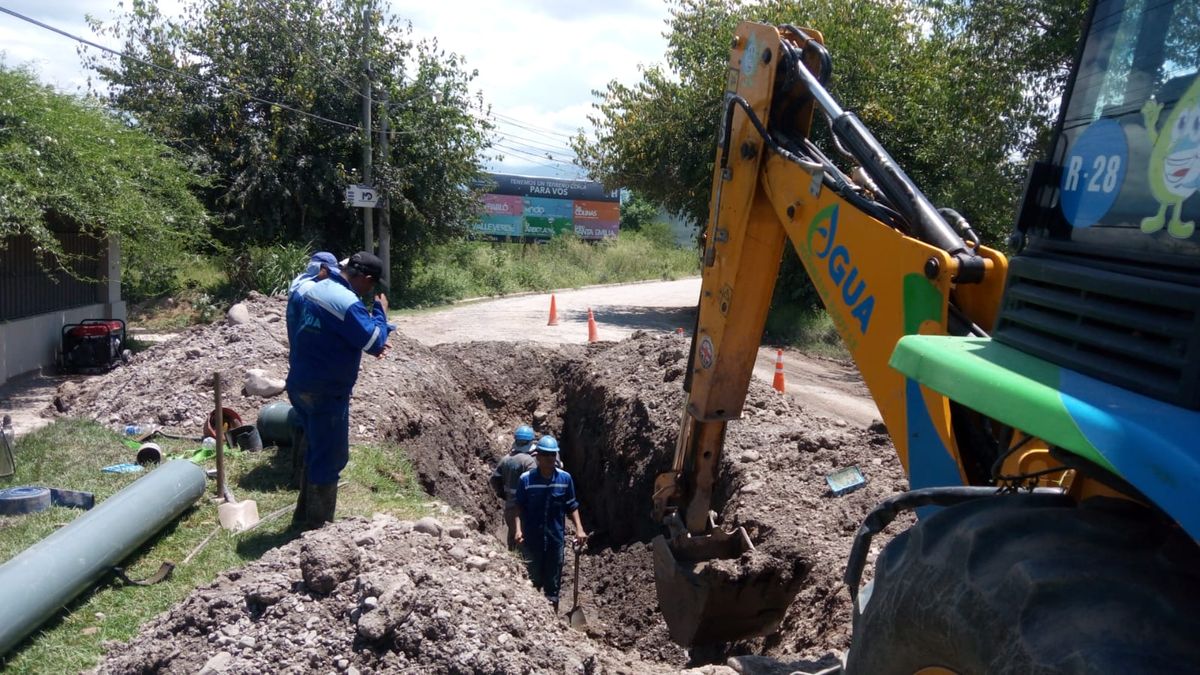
[287,389,350,486]
[523,538,565,602]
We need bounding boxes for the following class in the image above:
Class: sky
[0,0,672,178]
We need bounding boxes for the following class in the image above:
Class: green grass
[0,419,429,673]
[401,229,699,308]
[764,305,850,359]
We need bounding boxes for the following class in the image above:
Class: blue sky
[0,0,670,178]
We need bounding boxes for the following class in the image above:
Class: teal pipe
[0,459,206,656]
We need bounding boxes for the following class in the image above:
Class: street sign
[345,184,381,208]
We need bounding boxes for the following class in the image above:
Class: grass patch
[401,230,699,308]
[0,418,429,673]
[764,305,849,359]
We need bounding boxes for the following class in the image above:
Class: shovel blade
[218,499,260,532]
[567,606,588,629]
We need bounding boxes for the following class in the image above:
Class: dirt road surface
[397,278,878,428]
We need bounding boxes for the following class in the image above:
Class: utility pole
[360,5,373,254]
[378,90,391,289]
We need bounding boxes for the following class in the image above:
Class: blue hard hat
[536,435,560,454]
[514,425,535,442]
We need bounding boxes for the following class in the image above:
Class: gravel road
[396,278,879,428]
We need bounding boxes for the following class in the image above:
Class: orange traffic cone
[772,349,786,393]
[547,294,559,326]
[587,308,599,343]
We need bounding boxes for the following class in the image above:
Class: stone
[413,516,443,537]
[465,556,489,572]
[244,368,286,398]
[199,651,233,675]
[300,537,361,595]
[448,546,469,561]
[227,303,251,325]
[740,450,761,463]
[237,636,257,649]
[447,525,468,539]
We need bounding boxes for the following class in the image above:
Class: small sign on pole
[345,184,381,208]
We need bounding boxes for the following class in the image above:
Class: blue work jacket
[286,274,389,396]
[515,467,579,547]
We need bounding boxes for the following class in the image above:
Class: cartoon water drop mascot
[1141,77,1200,239]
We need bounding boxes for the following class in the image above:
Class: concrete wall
[0,237,123,387]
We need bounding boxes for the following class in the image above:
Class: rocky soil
[56,293,911,672]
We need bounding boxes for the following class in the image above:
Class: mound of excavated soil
[94,515,673,675]
[61,294,911,669]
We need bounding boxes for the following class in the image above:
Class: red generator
[60,319,127,373]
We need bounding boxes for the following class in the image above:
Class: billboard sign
[471,173,621,241]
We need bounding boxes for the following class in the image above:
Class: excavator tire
[844,492,1200,675]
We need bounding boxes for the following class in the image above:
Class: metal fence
[0,232,105,322]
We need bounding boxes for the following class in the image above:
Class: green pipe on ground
[0,459,206,656]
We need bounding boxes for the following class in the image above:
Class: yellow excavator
[654,1,1200,671]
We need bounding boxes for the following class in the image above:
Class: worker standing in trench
[513,435,588,611]
[286,251,391,529]
[490,425,537,550]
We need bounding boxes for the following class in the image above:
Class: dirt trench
[56,295,911,671]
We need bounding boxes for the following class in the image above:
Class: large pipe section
[0,459,206,656]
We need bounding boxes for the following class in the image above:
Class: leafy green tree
[620,192,661,232]
[575,0,1087,246]
[85,0,492,291]
[0,65,209,295]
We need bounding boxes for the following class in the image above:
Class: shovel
[566,539,589,629]
[213,373,259,532]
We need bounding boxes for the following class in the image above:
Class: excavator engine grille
[994,255,1200,410]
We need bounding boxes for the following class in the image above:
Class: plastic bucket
[227,425,263,452]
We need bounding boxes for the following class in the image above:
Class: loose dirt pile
[57,294,911,670]
[95,514,673,675]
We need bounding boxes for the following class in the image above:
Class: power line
[493,142,585,173]
[491,127,578,157]
[491,112,577,140]
[0,4,362,132]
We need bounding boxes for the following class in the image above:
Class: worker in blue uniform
[286,251,390,529]
[513,435,588,610]
[286,251,340,345]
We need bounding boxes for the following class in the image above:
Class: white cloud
[396,0,668,176]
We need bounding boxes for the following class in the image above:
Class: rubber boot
[290,472,310,530]
[305,482,338,529]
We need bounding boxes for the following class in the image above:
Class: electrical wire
[0,4,363,131]
[491,112,576,140]
[490,126,578,157]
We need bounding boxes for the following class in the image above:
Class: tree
[0,65,208,293]
[85,0,492,291]
[574,0,1087,247]
[620,192,661,233]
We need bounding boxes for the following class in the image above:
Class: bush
[396,232,699,308]
[229,242,314,296]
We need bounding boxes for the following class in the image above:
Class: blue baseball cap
[305,251,340,277]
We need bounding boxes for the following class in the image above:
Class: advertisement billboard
[470,173,621,241]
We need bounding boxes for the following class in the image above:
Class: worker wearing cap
[513,435,587,610]
[490,425,538,550]
[286,251,391,529]
[286,251,340,345]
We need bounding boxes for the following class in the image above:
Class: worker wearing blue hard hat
[513,434,587,610]
[489,424,538,550]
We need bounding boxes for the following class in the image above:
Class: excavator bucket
[652,526,806,646]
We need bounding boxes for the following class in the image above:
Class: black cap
[345,251,387,289]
